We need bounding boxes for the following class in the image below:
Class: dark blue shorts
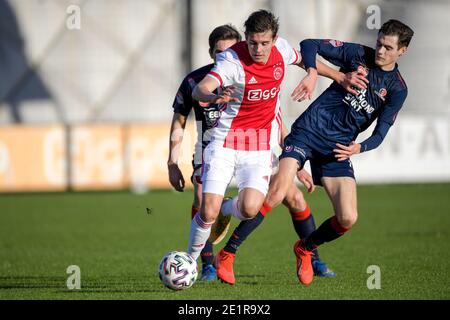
[280,136,355,186]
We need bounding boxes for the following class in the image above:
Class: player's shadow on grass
[236,274,265,279]
[0,275,65,289]
[0,276,164,293]
[59,288,164,294]
[235,274,265,285]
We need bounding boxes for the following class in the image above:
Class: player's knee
[201,202,220,223]
[337,212,358,229]
[285,190,306,212]
[239,201,259,219]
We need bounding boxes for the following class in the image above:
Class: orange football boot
[293,240,314,285]
[213,249,236,285]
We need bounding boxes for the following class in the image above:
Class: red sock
[330,216,350,235]
[290,204,311,221]
[259,202,273,217]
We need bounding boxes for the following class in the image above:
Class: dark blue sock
[224,213,265,254]
[291,214,320,260]
[201,240,214,266]
[302,216,348,252]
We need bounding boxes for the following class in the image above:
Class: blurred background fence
[0,0,449,192]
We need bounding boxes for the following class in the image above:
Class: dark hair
[379,19,414,48]
[244,9,279,38]
[208,24,242,52]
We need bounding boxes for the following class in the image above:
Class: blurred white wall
[0,0,184,124]
[1,0,449,183]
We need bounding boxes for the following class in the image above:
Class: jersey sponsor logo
[248,76,258,84]
[374,88,387,101]
[325,39,343,47]
[203,106,221,128]
[343,88,375,114]
[273,67,283,80]
[247,87,280,101]
[294,146,306,158]
[285,145,306,158]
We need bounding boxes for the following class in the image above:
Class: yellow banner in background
[70,124,125,191]
[0,125,66,192]
[125,123,196,191]
[0,123,196,192]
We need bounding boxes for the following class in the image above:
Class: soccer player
[263,19,414,285]
[187,10,306,279]
[212,61,368,286]
[168,24,242,281]
[188,10,366,285]
[169,23,320,284]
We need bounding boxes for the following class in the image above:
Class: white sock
[188,213,213,261]
[220,196,247,221]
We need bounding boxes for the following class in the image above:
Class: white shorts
[202,142,273,196]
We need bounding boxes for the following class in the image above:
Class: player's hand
[211,86,240,104]
[291,68,318,102]
[333,141,361,161]
[168,163,185,192]
[297,169,315,193]
[338,70,369,96]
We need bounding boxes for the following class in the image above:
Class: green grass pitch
[1,183,449,300]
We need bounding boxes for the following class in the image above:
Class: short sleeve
[275,37,301,65]
[206,49,241,87]
[171,77,193,116]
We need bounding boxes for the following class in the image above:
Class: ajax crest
[273,67,283,80]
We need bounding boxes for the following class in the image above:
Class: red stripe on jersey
[276,110,282,126]
[396,71,407,90]
[223,42,285,151]
[293,49,301,65]
[276,109,282,145]
[208,71,223,86]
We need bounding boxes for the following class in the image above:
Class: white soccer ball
[158,251,198,290]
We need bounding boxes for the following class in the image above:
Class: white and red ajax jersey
[206,37,301,151]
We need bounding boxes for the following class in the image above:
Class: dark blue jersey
[292,39,408,155]
[172,64,223,150]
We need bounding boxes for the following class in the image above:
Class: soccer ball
[158,251,198,290]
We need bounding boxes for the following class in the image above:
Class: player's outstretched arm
[296,59,368,96]
[192,76,240,104]
[291,67,318,102]
[167,113,187,191]
[335,70,369,95]
[315,61,369,95]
